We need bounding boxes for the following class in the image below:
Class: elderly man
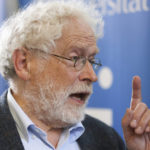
[0,1,150,150]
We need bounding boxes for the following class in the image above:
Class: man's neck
[30,115,63,148]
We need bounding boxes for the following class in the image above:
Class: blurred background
[0,0,150,138]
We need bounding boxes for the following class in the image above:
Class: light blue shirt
[7,89,85,150]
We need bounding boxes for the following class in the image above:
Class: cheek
[33,58,79,89]
[53,69,78,88]
[49,64,79,89]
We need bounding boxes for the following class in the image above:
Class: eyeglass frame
[50,53,102,71]
[28,47,102,71]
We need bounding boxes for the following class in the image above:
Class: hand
[122,76,150,150]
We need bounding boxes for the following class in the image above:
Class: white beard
[24,80,93,128]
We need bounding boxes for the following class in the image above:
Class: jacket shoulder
[77,114,126,150]
[0,90,24,150]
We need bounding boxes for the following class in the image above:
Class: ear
[12,47,31,80]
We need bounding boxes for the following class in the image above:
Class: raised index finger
[130,76,142,110]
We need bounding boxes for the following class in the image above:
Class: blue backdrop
[0,0,150,138]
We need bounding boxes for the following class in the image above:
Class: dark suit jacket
[0,91,126,150]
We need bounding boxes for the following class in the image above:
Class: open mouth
[69,92,90,104]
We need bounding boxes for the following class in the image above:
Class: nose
[79,61,98,83]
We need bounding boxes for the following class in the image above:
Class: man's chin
[40,109,86,128]
[54,99,88,128]
[54,113,85,128]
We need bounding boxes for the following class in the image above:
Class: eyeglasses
[50,54,102,71]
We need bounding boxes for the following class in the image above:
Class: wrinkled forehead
[54,18,99,55]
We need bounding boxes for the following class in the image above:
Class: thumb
[122,108,133,139]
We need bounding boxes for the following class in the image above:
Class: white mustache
[67,83,93,96]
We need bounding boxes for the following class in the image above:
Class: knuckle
[138,110,150,127]
[138,102,148,109]
[125,108,131,114]
[133,114,139,121]
[138,120,145,128]
[133,113,141,121]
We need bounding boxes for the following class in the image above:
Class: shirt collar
[7,88,34,141]
[68,122,85,142]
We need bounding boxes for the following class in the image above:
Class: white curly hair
[0,0,104,79]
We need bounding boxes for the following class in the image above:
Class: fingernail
[135,126,142,134]
[130,120,137,128]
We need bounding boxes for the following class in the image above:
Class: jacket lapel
[77,115,99,150]
[0,91,24,150]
